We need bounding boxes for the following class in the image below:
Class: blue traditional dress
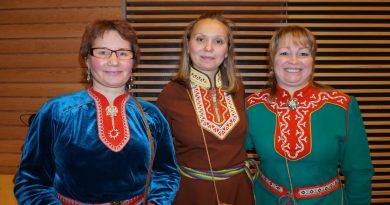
[245,84,374,205]
[14,88,180,205]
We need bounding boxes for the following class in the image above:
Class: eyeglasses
[90,47,134,60]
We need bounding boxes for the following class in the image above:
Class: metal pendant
[287,98,299,110]
[106,105,118,117]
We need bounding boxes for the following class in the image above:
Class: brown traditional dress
[156,68,254,205]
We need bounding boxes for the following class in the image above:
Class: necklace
[287,98,299,110]
[105,105,120,139]
[210,87,222,123]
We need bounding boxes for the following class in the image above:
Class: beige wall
[0,0,122,174]
[0,1,121,202]
[0,175,17,205]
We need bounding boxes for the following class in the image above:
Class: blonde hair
[267,25,331,100]
[173,12,239,94]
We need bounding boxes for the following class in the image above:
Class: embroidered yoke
[190,68,240,140]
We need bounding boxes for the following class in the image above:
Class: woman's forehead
[278,33,311,48]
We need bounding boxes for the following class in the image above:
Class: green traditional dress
[245,84,374,205]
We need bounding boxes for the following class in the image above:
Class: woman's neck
[280,83,309,96]
[92,85,127,104]
[205,70,218,88]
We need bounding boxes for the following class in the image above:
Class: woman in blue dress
[14,19,180,205]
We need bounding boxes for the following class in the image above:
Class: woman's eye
[215,39,225,45]
[196,37,205,43]
[300,52,310,56]
[98,50,110,56]
[299,51,311,56]
[118,52,128,57]
[279,52,288,56]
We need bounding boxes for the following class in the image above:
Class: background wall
[124,0,390,204]
[0,0,389,204]
[0,0,121,204]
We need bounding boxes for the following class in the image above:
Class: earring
[86,69,91,82]
[127,75,135,90]
[223,59,228,69]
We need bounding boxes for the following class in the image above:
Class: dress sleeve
[155,83,171,119]
[144,103,180,205]
[339,96,374,205]
[155,83,175,133]
[244,132,255,151]
[244,98,255,151]
[14,102,61,204]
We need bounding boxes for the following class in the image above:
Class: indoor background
[0,0,389,204]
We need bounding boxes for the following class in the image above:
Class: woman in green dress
[245,25,374,205]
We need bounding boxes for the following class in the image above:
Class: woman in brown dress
[156,12,254,205]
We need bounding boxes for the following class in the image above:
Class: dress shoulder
[133,96,161,114]
[36,89,91,117]
[157,81,186,106]
[319,88,351,109]
[245,88,271,109]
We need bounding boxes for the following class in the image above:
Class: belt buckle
[111,201,121,205]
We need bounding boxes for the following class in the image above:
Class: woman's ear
[84,57,90,68]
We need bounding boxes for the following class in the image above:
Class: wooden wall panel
[125,0,390,204]
[0,126,28,141]
[0,0,121,9]
[0,0,388,204]
[0,0,121,174]
[0,8,121,24]
[0,39,80,54]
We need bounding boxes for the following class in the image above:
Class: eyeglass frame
[89,47,135,60]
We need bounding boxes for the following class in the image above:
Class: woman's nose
[108,52,119,65]
[289,55,298,64]
[204,41,213,51]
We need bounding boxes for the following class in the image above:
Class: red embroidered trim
[200,87,228,125]
[245,89,270,109]
[87,88,130,152]
[257,172,340,199]
[246,87,351,161]
[294,176,340,199]
[257,172,287,197]
[57,193,144,205]
[191,84,240,140]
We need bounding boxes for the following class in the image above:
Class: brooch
[287,98,299,110]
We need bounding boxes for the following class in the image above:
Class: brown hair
[79,19,140,68]
[173,12,239,94]
[267,25,331,100]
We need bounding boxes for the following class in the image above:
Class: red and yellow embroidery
[88,88,130,152]
[247,85,350,160]
[190,68,239,140]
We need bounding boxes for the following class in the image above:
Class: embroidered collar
[272,84,351,161]
[189,67,239,140]
[275,84,311,110]
[190,67,222,89]
[87,88,131,152]
[247,84,350,160]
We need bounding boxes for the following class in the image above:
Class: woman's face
[86,30,133,91]
[273,34,313,92]
[189,18,228,77]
